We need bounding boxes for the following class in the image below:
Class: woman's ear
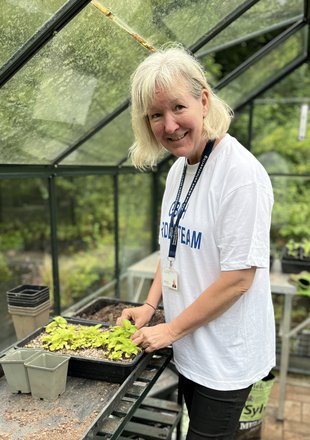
[202,89,209,117]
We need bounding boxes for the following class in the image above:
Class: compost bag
[236,372,275,440]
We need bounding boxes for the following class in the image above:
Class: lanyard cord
[168,139,215,261]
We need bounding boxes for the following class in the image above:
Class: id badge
[163,267,178,291]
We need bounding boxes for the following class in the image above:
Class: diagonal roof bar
[189,0,261,54]
[52,99,130,165]
[53,0,261,166]
[215,18,306,90]
[197,15,303,57]
[234,53,307,112]
[0,0,91,88]
[51,0,157,166]
[52,0,308,168]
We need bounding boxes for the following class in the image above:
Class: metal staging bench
[0,347,181,439]
[270,262,309,421]
[97,396,182,440]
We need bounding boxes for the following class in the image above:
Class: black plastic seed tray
[15,318,145,384]
[70,296,164,328]
[72,297,143,324]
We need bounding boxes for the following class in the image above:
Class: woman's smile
[168,132,188,142]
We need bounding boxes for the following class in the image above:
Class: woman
[117,46,275,439]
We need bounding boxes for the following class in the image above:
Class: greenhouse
[0,0,309,439]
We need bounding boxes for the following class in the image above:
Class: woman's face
[147,78,209,164]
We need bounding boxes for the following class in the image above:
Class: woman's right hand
[116,304,155,329]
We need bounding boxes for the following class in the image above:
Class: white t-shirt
[159,133,275,391]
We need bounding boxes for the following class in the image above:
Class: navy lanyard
[168,139,215,261]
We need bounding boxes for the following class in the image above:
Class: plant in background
[285,239,301,258]
[302,239,310,259]
[281,237,310,274]
[283,238,310,260]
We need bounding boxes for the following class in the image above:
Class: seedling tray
[281,257,310,274]
[16,318,145,384]
[69,296,165,327]
[73,297,143,321]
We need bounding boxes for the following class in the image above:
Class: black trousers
[179,374,252,440]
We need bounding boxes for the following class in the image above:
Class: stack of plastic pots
[7,284,50,340]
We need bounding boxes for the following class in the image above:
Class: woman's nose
[164,114,179,133]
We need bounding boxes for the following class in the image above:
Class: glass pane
[252,102,310,175]
[238,64,310,174]
[217,28,306,109]
[197,0,304,54]
[63,108,133,166]
[0,4,148,165]
[54,175,115,310]
[100,0,245,49]
[0,177,51,350]
[0,0,67,67]
[119,173,153,300]
[229,109,250,148]
[270,176,310,251]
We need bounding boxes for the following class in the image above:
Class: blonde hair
[129,46,233,169]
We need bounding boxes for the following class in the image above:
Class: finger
[145,344,156,353]
[131,336,144,347]
[134,318,147,329]
[131,331,142,345]
[116,316,125,326]
[116,310,133,326]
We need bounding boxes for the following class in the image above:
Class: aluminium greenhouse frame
[0,0,309,312]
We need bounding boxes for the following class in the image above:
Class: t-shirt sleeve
[215,183,273,271]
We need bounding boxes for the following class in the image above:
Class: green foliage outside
[39,250,111,309]
[0,171,153,309]
[283,238,310,259]
[0,253,12,281]
[229,64,310,253]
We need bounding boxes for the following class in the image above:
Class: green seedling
[40,317,141,361]
[301,239,310,259]
[286,239,301,258]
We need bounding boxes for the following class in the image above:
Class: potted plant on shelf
[281,238,310,273]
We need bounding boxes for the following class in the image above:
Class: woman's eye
[175,104,184,111]
[150,113,161,120]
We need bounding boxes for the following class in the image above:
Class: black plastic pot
[7,285,49,307]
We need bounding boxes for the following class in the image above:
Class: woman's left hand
[131,323,176,353]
